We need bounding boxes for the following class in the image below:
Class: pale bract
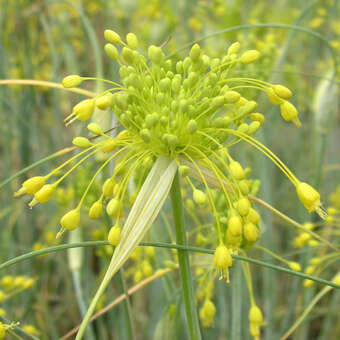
[76,157,177,338]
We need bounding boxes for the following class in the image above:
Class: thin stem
[170,171,202,340]
[0,241,339,290]
[118,269,137,340]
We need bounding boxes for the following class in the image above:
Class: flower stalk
[170,171,202,340]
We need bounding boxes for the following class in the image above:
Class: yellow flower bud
[62,75,83,88]
[280,101,301,127]
[89,201,103,219]
[246,208,260,224]
[108,224,121,246]
[228,215,243,236]
[134,270,142,283]
[95,94,113,110]
[0,309,5,317]
[104,43,119,60]
[249,305,263,324]
[87,123,103,135]
[30,184,56,206]
[102,139,118,153]
[236,198,251,216]
[224,90,241,103]
[240,50,261,64]
[250,113,265,125]
[104,29,121,44]
[244,223,259,242]
[141,260,152,277]
[266,87,283,105]
[126,33,138,49]
[296,182,321,213]
[228,42,241,55]
[273,84,292,99]
[1,276,13,290]
[288,262,301,272]
[193,189,207,206]
[229,161,245,180]
[190,43,201,62]
[106,198,123,218]
[60,209,80,230]
[72,137,92,148]
[102,178,115,198]
[303,279,314,288]
[213,244,232,271]
[0,322,6,339]
[14,176,46,197]
[73,99,95,122]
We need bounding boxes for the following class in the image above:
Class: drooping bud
[280,101,301,127]
[244,222,259,242]
[296,182,322,213]
[273,84,292,99]
[102,178,115,198]
[229,161,245,180]
[108,224,121,246]
[73,99,95,121]
[106,198,124,218]
[228,215,243,236]
[14,176,46,197]
[236,198,251,216]
[60,209,80,230]
[89,201,103,219]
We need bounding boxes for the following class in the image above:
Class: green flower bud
[73,137,92,148]
[126,32,138,49]
[193,189,207,206]
[148,45,164,64]
[187,119,198,134]
[104,43,119,60]
[227,41,241,55]
[62,75,83,88]
[96,93,113,110]
[190,43,201,61]
[104,30,121,44]
[140,128,151,143]
[240,50,261,64]
[87,123,103,135]
[224,91,241,103]
[122,47,135,64]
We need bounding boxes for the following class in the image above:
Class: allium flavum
[14,30,326,339]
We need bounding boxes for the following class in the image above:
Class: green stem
[0,241,339,289]
[170,171,202,340]
[118,269,137,340]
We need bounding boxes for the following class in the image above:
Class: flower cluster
[13,30,326,340]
